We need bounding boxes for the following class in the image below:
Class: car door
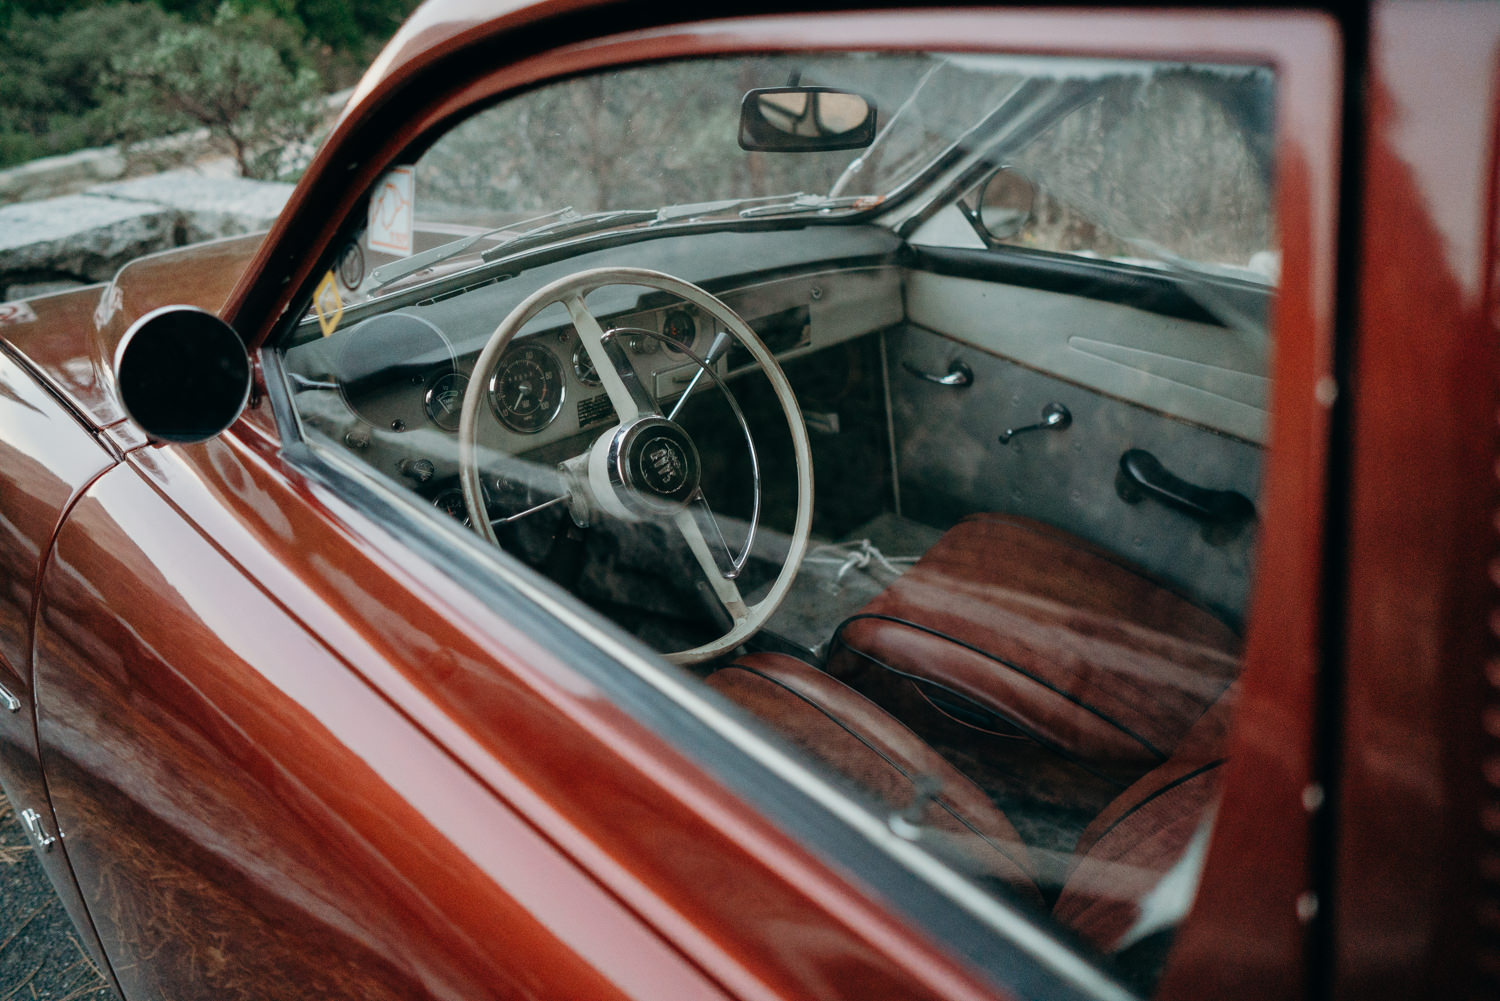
[29,5,1344,1001]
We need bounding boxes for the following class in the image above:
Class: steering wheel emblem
[641,436,687,493]
[607,416,701,513]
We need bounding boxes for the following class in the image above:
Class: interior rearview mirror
[115,305,252,443]
[739,87,877,152]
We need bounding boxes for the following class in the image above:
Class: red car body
[0,2,1495,999]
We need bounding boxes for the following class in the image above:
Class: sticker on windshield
[368,166,415,256]
[314,271,343,337]
[0,301,38,326]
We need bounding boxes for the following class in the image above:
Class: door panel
[34,460,728,1001]
[904,268,1270,443]
[888,324,1260,621]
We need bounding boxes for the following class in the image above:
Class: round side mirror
[115,306,251,443]
[976,167,1038,242]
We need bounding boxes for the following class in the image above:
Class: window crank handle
[998,402,1072,445]
[901,359,973,388]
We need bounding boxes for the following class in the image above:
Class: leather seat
[706,653,1043,906]
[707,652,1234,953]
[827,514,1241,766]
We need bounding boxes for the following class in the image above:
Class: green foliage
[107,4,324,179]
[0,3,182,164]
[0,0,421,173]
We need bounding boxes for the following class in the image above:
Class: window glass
[279,50,1274,996]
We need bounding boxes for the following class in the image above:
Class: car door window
[275,48,1278,996]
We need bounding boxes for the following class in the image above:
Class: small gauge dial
[661,309,697,354]
[432,487,470,524]
[424,372,469,431]
[572,344,601,386]
[488,343,565,433]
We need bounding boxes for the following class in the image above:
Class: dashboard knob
[399,458,436,483]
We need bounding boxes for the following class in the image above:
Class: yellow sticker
[314,271,343,337]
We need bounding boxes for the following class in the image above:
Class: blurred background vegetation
[0,0,422,177]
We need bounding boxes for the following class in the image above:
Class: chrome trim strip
[0,682,19,713]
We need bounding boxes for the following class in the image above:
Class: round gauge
[488,343,565,433]
[571,344,601,386]
[424,372,469,431]
[661,309,697,354]
[432,487,470,524]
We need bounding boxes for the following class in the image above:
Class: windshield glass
[313,51,1273,323]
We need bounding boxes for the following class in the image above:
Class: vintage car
[0,1,1494,999]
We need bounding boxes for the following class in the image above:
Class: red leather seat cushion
[831,515,1240,764]
[1053,690,1236,951]
[706,653,1042,906]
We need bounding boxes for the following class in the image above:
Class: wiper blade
[368,207,574,290]
[737,194,871,218]
[480,208,658,262]
[653,193,798,223]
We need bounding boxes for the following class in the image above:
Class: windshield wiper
[738,194,870,218]
[479,208,658,262]
[367,207,575,290]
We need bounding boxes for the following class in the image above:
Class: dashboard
[280,225,903,522]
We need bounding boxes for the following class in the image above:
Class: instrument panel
[282,265,902,496]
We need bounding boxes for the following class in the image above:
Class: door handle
[998,402,1071,444]
[1115,448,1255,544]
[901,359,973,388]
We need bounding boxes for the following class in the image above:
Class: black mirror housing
[115,306,252,444]
[738,87,877,152]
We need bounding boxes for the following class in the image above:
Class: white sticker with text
[368,166,415,257]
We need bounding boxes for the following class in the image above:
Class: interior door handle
[901,359,973,388]
[1115,448,1255,545]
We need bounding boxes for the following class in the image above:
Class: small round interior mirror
[976,167,1037,242]
[115,306,251,443]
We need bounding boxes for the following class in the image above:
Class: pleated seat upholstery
[828,514,1241,765]
[708,653,1236,954]
[705,653,1042,906]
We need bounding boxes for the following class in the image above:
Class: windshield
[313,51,1273,324]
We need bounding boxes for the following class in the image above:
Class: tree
[108,4,325,179]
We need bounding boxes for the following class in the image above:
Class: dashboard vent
[578,394,616,428]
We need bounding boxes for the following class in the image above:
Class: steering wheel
[457,267,813,664]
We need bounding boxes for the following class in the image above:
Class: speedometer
[488,343,565,433]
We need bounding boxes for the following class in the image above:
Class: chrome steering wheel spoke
[563,294,659,423]
[673,508,750,625]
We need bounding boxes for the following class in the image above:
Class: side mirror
[975,167,1038,242]
[738,87,877,152]
[115,306,252,443]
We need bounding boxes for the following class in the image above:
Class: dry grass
[0,794,29,866]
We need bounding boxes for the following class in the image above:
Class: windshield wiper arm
[480,208,659,262]
[367,207,575,290]
[737,194,869,218]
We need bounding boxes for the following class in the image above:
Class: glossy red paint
[0,345,117,989]
[1334,4,1500,999]
[4,1,1499,999]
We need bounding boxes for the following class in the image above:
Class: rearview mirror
[115,306,252,443]
[738,87,877,152]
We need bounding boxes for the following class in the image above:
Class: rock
[0,195,176,284]
[0,145,128,205]
[89,169,294,243]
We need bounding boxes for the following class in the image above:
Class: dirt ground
[0,794,117,1001]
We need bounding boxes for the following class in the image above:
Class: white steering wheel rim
[458,266,813,665]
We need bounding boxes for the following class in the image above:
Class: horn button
[607,416,702,516]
